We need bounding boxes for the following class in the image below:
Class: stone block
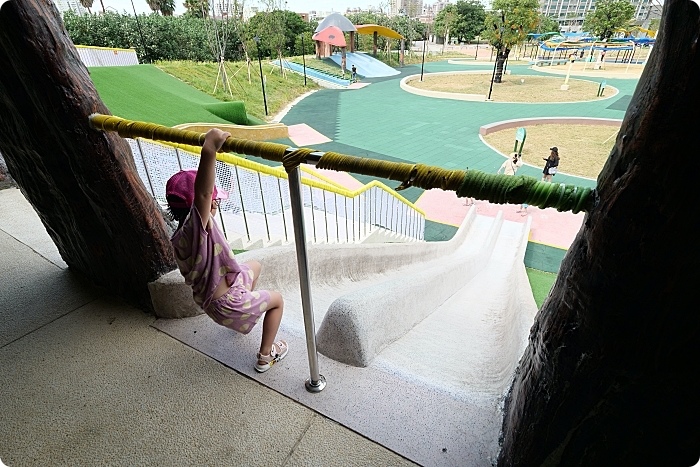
[148,269,202,319]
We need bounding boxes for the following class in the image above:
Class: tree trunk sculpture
[498,0,700,464]
[0,0,176,310]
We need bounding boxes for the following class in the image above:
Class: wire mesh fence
[129,138,425,244]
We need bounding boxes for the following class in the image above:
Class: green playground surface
[89,59,640,279]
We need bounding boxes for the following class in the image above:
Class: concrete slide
[329,52,401,78]
[153,207,538,466]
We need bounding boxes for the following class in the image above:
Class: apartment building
[540,0,663,32]
[53,0,87,15]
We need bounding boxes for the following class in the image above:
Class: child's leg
[243,260,262,290]
[259,291,284,356]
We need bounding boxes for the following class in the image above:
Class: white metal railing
[75,45,139,67]
[128,138,426,245]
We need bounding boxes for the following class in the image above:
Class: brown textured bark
[498,1,700,465]
[0,0,176,310]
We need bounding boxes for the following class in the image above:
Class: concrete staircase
[219,206,421,251]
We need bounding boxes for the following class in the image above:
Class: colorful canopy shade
[312,26,347,47]
[314,12,357,33]
[355,24,404,40]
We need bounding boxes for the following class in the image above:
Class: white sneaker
[255,340,288,373]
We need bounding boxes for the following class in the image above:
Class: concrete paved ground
[0,187,416,466]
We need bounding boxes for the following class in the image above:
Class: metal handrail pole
[174,147,183,170]
[257,173,271,242]
[386,192,391,229]
[373,188,377,226]
[135,139,157,198]
[402,204,406,237]
[352,197,356,243]
[412,208,416,239]
[216,162,228,240]
[364,192,368,237]
[334,193,339,243]
[287,167,326,392]
[322,189,329,243]
[277,178,288,242]
[234,166,251,242]
[310,186,317,243]
[344,197,349,243]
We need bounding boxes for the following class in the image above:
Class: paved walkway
[0,188,415,466]
[280,61,639,248]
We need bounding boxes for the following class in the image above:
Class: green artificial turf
[203,102,250,125]
[525,267,557,308]
[89,64,232,126]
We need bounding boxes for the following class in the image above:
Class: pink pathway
[306,167,364,190]
[287,123,332,147]
[416,188,584,249]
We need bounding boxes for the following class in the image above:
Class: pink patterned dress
[171,206,271,334]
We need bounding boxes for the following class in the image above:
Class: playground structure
[516,35,656,70]
[313,12,404,76]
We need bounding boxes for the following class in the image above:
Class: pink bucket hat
[165,169,229,209]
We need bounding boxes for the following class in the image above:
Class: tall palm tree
[79,0,93,14]
[146,0,159,13]
[159,0,175,16]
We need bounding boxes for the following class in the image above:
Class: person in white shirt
[497,152,524,176]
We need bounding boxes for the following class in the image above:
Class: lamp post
[253,36,268,116]
[488,25,504,101]
[487,54,497,100]
[420,36,426,81]
[130,0,150,63]
[301,34,307,86]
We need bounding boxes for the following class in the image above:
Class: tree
[452,0,486,43]
[482,0,539,83]
[79,0,93,14]
[146,0,159,13]
[536,14,560,34]
[183,0,208,18]
[434,4,459,52]
[499,0,700,463]
[582,0,635,40]
[246,7,310,60]
[0,0,176,310]
[158,0,176,16]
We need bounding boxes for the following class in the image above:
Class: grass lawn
[89,64,225,126]
[526,267,557,308]
[406,73,610,103]
[483,123,619,179]
[90,62,319,125]
[156,60,319,121]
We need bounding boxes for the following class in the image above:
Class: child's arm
[194,128,230,227]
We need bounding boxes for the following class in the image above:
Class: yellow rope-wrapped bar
[89,114,596,213]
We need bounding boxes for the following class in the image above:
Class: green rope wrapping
[456,171,593,213]
[89,114,596,213]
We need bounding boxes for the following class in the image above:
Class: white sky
[101,0,377,16]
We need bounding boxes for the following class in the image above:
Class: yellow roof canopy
[355,24,404,40]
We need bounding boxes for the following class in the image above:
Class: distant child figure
[497,152,523,176]
[542,146,560,182]
[497,153,527,215]
[166,129,288,373]
[351,64,357,82]
[463,165,475,206]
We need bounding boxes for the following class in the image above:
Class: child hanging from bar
[165,128,288,373]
